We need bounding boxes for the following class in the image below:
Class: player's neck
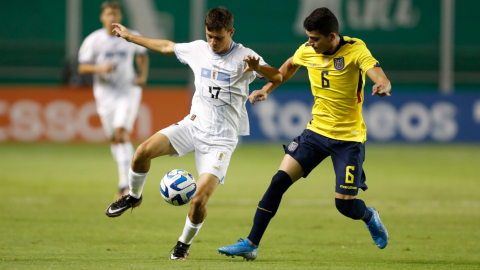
[103,26,116,36]
[324,35,341,55]
[217,40,233,55]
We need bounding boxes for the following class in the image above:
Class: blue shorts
[283,129,367,196]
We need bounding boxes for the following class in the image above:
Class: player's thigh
[194,145,234,186]
[96,105,115,140]
[278,154,304,183]
[113,88,141,133]
[159,120,196,157]
[330,141,367,196]
[137,132,177,159]
[283,129,330,180]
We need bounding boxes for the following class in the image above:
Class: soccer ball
[160,169,197,206]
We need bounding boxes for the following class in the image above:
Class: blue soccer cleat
[218,238,258,261]
[366,207,388,249]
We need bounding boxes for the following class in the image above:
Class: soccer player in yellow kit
[219,7,391,260]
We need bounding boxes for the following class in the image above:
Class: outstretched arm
[112,23,176,56]
[366,67,391,97]
[249,56,300,105]
[243,55,282,83]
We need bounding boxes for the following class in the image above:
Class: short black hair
[303,7,339,36]
[205,7,234,31]
[101,1,122,12]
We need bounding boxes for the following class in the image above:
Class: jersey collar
[209,41,236,57]
[322,35,347,56]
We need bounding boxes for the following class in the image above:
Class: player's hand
[372,82,391,97]
[112,23,132,41]
[98,64,113,74]
[243,55,260,73]
[249,89,268,105]
[134,75,147,86]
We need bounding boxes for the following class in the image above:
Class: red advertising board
[0,86,191,142]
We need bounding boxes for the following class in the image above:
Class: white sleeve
[173,40,202,65]
[130,30,148,55]
[250,50,268,79]
[78,34,96,64]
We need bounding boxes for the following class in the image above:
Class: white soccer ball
[160,169,197,206]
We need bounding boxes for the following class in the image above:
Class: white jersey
[174,40,267,137]
[78,28,147,91]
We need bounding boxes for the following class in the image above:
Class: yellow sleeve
[292,44,306,66]
[354,42,379,72]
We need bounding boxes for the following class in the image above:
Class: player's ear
[229,28,235,38]
[329,32,335,41]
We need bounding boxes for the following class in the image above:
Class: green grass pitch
[1,143,479,269]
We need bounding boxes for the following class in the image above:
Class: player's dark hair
[205,7,234,31]
[303,7,339,36]
[101,1,122,12]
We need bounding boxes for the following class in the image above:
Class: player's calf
[335,198,373,221]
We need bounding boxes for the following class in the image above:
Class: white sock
[111,143,134,189]
[178,215,204,245]
[128,168,148,199]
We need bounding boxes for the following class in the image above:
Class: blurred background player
[219,7,391,260]
[78,1,149,199]
[104,7,281,260]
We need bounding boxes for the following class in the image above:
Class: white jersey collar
[209,41,236,57]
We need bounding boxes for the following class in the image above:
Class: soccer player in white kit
[104,7,282,260]
[78,1,149,199]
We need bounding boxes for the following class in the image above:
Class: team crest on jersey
[287,142,298,152]
[216,150,227,162]
[334,56,345,71]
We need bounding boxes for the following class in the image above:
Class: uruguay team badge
[287,142,298,152]
[334,56,345,71]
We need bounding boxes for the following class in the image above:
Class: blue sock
[247,171,293,246]
[335,198,373,222]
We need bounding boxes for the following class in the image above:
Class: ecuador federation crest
[334,56,345,71]
[287,142,298,152]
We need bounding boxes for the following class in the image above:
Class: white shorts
[93,86,142,139]
[159,116,238,184]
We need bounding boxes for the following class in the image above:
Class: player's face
[306,30,335,54]
[100,7,122,31]
[205,27,235,54]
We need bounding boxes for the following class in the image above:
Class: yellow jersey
[293,36,379,143]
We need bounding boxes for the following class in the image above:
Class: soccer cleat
[170,241,190,260]
[218,238,258,261]
[365,207,388,249]
[105,194,142,217]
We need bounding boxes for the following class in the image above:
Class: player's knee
[133,142,151,163]
[267,170,292,198]
[113,128,129,144]
[335,198,365,220]
[190,195,207,212]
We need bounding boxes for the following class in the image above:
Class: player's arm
[249,56,300,105]
[135,53,149,86]
[243,55,282,83]
[366,67,392,97]
[78,63,112,75]
[112,23,175,56]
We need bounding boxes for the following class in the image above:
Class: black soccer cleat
[105,194,142,217]
[170,241,190,260]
